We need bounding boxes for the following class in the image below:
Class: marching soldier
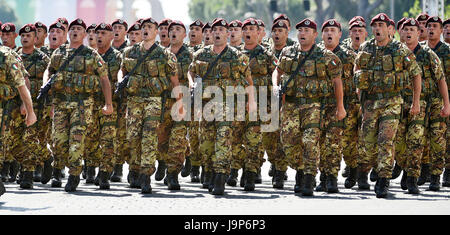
[417,13,430,43]
[229,20,243,48]
[1,23,19,51]
[127,23,142,47]
[444,19,450,44]
[272,18,346,196]
[202,22,214,47]
[34,22,48,49]
[355,13,422,198]
[112,19,128,52]
[342,17,368,53]
[188,20,204,52]
[158,19,172,48]
[39,22,66,58]
[46,18,113,192]
[87,24,98,50]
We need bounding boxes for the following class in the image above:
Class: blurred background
[1,0,448,45]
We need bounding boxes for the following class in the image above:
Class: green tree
[0,0,18,24]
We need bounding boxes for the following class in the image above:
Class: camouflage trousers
[446,111,450,170]
[359,96,402,178]
[116,97,130,165]
[341,101,361,169]
[188,120,201,167]
[319,103,344,178]
[280,101,322,176]
[84,101,118,173]
[423,99,446,176]
[262,130,287,172]
[394,99,426,177]
[52,97,94,176]
[4,100,40,172]
[231,119,264,174]
[127,96,161,175]
[36,105,53,166]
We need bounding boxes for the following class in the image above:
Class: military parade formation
[0,10,449,199]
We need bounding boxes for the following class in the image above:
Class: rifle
[278,45,315,110]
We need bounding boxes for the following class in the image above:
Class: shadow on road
[0,202,52,212]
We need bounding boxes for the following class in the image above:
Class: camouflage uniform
[18,48,51,168]
[396,44,445,178]
[39,45,57,58]
[188,45,250,175]
[114,41,129,53]
[355,39,421,179]
[277,44,342,176]
[122,42,177,176]
[84,47,122,174]
[48,45,107,176]
[317,44,357,177]
[0,46,28,170]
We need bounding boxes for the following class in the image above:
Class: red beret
[211,18,228,29]
[296,18,317,30]
[86,23,97,32]
[49,21,66,31]
[35,22,47,32]
[444,19,450,27]
[426,16,443,27]
[95,23,113,32]
[397,17,408,30]
[69,18,87,30]
[370,13,390,26]
[141,17,158,27]
[349,16,366,25]
[256,19,265,27]
[158,18,172,28]
[57,17,69,26]
[202,22,212,32]
[168,20,186,32]
[242,18,258,28]
[416,13,430,22]
[349,20,366,30]
[190,20,204,28]
[19,24,36,35]
[127,23,141,33]
[321,19,341,31]
[401,18,420,29]
[389,19,395,27]
[273,14,291,26]
[229,20,242,28]
[112,19,128,30]
[1,23,16,33]
[272,20,288,31]
[136,19,145,24]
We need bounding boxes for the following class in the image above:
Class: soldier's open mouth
[328,37,332,41]
[407,36,411,39]
[215,36,220,40]
[23,40,29,44]
[74,34,78,37]
[246,35,251,40]
[376,33,380,36]
[115,34,119,37]
[162,35,166,38]
[144,32,149,36]
[52,37,57,41]
[275,37,279,41]
[430,32,434,36]
[172,35,176,39]
[98,40,103,44]
[300,37,305,41]
[206,37,210,41]
[355,37,360,41]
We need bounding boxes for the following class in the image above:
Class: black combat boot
[315,173,327,192]
[240,170,247,188]
[429,175,441,191]
[98,171,110,190]
[255,168,262,184]
[164,170,169,186]
[302,174,315,196]
[326,175,339,193]
[244,171,257,191]
[344,167,358,189]
[41,157,53,185]
[85,166,96,184]
[128,170,140,188]
[61,168,66,179]
[94,171,100,186]
[190,166,200,183]
[82,161,87,179]
[208,173,216,192]
[417,163,430,185]
[0,180,5,196]
[342,166,350,178]
[202,171,212,189]
[226,169,239,187]
[269,164,274,177]
[155,160,167,181]
[64,175,80,192]
[33,165,42,182]
[9,161,19,183]
[391,163,402,180]
[375,178,389,198]
[442,169,450,187]
[180,156,192,177]
[400,170,408,190]
[406,176,420,194]
[16,170,24,185]
[273,170,285,190]
[357,169,370,190]
[110,164,123,182]
[370,168,379,182]
[1,162,10,182]
[294,170,304,193]
[167,172,181,190]
[51,168,63,188]
[20,171,34,189]
[139,174,152,194]
[212,173,227,195]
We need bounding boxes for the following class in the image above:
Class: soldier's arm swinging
[99,74,113,116]
[410,74,421,116]
[333,75,347,121]
[246,73,257,113]
[272,68,283,94]
[20,76,32,116]
[17,85,37,127]
[437,79,450,117]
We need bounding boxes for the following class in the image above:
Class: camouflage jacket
[98,46,122,103]
[47,45,108,99]
[239,44,277,87]
[0,46,27,101]
[355,39,421,96]
[18,48,50,99]
[171,44,193,87]
[113,41,129,53]
[39,45,58,58]
[429,41,450,90]
[277,44,342,99]
[121,42,177,98]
